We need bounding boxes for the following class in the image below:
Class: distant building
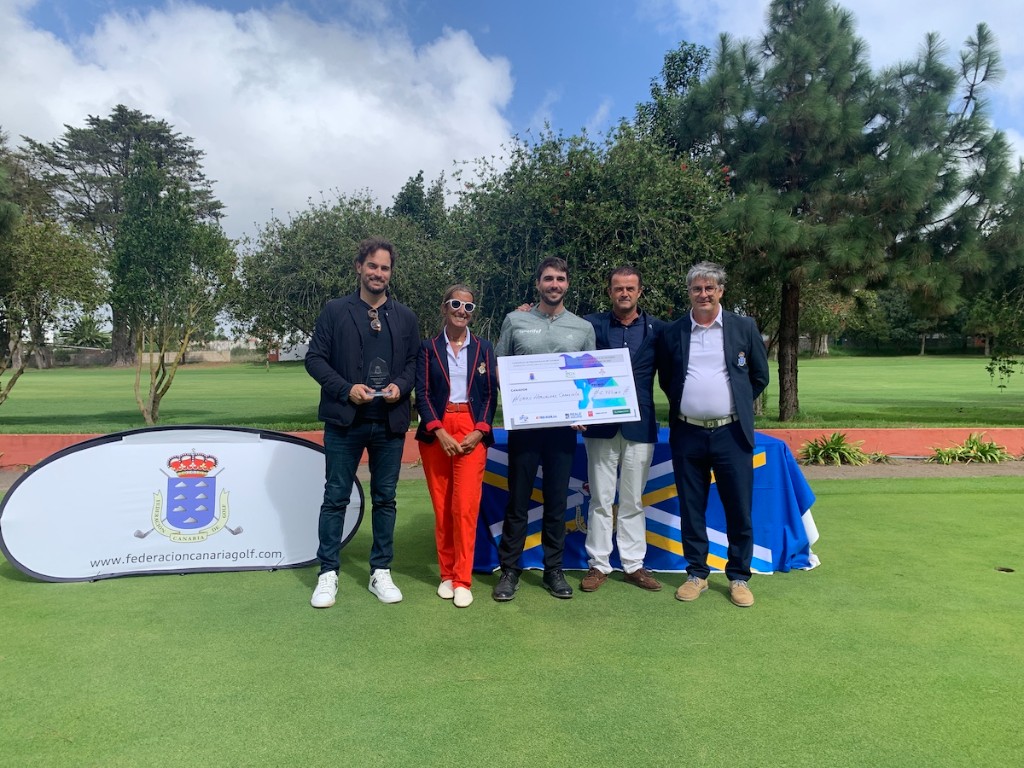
[267,341,309,362]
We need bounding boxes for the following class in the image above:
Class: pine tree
[666,0,1018,419]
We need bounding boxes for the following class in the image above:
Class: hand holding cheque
[497,349,641,431]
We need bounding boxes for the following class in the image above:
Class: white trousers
[583,433,655,574]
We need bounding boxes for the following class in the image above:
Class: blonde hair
[442,284,475,305]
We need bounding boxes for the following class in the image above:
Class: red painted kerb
[2,428,1024,469]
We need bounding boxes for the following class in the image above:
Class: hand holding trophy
[365,357,391,398]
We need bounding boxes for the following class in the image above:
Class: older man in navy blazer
[579,266,667,594]
[656,261,769,607]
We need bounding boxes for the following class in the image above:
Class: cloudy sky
[2,0,1022,240]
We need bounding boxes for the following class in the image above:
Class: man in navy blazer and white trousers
[579,266,667,594]
[656,261,769,607]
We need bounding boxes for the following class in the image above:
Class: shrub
[927,433,1014,464]
[800,432,870,466]
[61,315,111,348]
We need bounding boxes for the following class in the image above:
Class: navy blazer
[656,309,769,449]
[583,311,666,443]
[305,291,419,434]
[414,332,499,445]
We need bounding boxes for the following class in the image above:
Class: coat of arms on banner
[142,451,240,543]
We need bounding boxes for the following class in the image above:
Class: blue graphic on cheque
[559,353,627,409]
[166,476,217,529]
[559,353,603,369]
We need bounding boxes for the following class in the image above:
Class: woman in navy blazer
[415,284,499,607]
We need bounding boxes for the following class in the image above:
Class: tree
[61,313,111,349]
[3,213,103,364]
[664,2,879,419]
[665,1,1017,420]
[232,192,449,346]
[235,197,368,347]
[1,131,103,403]
[112,155,234,424]
[0,141,23,402]
[635,41,711,151]
[983,283,1024,387]
[447,125,733,339]
[21,105,223,366]
[0,135,18,237]
[960,160,1024,359]
[876,25,1021,357]
[799,281,855,357]
[0,213,102,403]
[389,170,447,239]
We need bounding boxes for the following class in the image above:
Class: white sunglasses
[445,299,476,313]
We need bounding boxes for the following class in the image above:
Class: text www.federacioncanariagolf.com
[89,549,284,569]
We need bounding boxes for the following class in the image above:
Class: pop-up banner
[0,427,361,582]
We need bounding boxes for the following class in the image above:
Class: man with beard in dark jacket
[305,237,419,608]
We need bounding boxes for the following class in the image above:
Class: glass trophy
[365,357,390,397]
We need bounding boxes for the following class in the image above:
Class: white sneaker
[453,586,473,608]
[310,571,338,608]
[368,568,403,604]
[437,579,455,599]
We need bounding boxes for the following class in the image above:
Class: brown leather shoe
[623,567,662,591]
[675,576,708,602]
[729,579,754,607]
[580,567,608,592]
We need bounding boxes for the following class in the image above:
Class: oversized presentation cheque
[498,349,641,430]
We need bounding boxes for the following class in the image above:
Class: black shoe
[543,568,574,599]
[492,569,520,602]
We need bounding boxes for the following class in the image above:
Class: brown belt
[445,402,470,413]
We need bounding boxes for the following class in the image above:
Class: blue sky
[3,0,1022,239]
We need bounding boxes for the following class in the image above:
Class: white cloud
[528,88,562,135]
[584,97,614,137]
[0,1,514,238]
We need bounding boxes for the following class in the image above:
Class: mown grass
[760,354,1024,427]
[1,355,1021,434]
[1,477,1020,767]
[2,356,1021,764]
[0,362,322,434]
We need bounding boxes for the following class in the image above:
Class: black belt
[678,414,737,429]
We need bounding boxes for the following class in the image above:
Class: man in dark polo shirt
[579,266,666,594]
[305,237,419,608]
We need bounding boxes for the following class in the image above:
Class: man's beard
[363,276,387,295]
[540,289,564,306]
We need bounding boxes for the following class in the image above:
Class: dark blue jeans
[317,420,404,574]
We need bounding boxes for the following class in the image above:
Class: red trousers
[419,410,487,589]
